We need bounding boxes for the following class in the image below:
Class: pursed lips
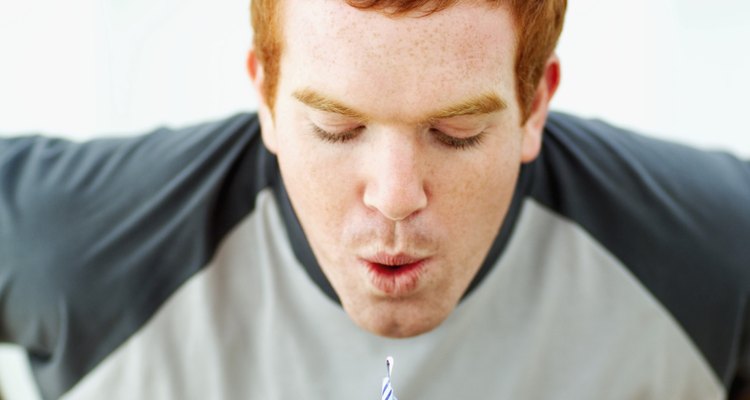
[360,252,431,296]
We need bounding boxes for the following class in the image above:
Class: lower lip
[363,259,428,296]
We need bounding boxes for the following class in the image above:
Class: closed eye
[310,124,363,143]
[430,129,486,150]
[310,123,485,149]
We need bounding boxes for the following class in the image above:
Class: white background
[1,1,749,399]
[0,0,749,156]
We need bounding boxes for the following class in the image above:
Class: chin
[343,297,454,338]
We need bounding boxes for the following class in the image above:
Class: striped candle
[381,356,399,400]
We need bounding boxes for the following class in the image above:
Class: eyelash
[430,128,486,150]
[310,124,485,150]
[310,124,361,144]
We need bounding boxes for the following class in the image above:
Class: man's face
[253,0,549,338]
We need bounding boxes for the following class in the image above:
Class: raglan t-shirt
[1,112,748,399]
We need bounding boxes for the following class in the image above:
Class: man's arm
[730,160,750,400]
[0,114,261,399]
[732,309,750,399]
[0,135,71,350]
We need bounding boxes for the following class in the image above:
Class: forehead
[278,0,518,120]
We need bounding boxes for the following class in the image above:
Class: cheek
[440,167,511,228]
[433,144,521,242]
[275,108,358,208]
[276,135,360,237]
[439,136,519,201]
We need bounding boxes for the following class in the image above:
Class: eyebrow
[292,89,507,123]
[427,92,507,123]
[293,89,368,122]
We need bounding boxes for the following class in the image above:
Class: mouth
[361,253,430,296]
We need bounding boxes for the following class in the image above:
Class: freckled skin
[249,0,558,338]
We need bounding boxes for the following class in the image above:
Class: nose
[362,133,428,221]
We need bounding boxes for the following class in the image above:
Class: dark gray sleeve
[0,134,88,352]
[0,130,219,351]
[729,303,750,400]
[731,168,750,398]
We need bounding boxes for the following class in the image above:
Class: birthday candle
[381,356,399,400]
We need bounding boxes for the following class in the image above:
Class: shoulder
[1,113,261,213]
[543,112,749,199]
[0,113,274,397]
[1,113,263,277]
[529,112,750,385]
[538,111,750,269]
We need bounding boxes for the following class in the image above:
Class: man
[1,0,748,399]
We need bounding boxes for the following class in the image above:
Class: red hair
[251,0,566,122]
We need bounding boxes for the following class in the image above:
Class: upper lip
[363,253,425,266]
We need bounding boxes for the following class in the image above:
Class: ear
[521,54,561,163]
[247,49,279,154]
